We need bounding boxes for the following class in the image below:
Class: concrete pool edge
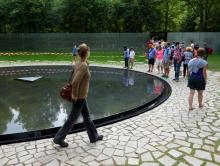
[0,65,172,145]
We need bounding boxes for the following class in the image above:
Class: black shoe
[90,135,103,143]
[53,139,69,147]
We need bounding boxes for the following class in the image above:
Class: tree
[0,0,59,32]
[59,0,112,32]
[183,0,220,31]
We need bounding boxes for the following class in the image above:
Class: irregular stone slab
[184,156,204,166]
[177,162,189,166]
[168,149,183,158]
[7,158,19,165]
[45,159,59,166]
[152,151,163,159]
[214,154,220,163]
[125,147,135,154]
[205,162,219,166]
[194,150,212,161]
[19,154,33,163]
[100,158,114,166]
[202,145,215,152]
[188,138,203,145]
[174,139,191,147]
[0,158,9,166]
[158,155,176,166]
[178,147,192,154]
[140,162,160,166]
[141,152,154,162]
[103,148,115,157]
[87,149,102,157]
[113,156,127,165]
[113,149,124,156]
[96,154,110,161]
[217,145,220,152]
[127,157,139,165]
[87,160,100,166]
[81,155,95,163]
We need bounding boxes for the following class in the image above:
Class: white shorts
[156,59,163,66]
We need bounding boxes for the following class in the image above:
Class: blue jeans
[54,99,98,142]
[174,60,181,80]
[125,57,129,67]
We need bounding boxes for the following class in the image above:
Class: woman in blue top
[188,48,208,111]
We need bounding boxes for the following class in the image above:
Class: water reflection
[0,68,165,134]
[122,70,135,87]
[3,107,24,134]
[154,79,163,95]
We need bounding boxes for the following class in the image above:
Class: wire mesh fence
[168,32,220,53]
[0,33,150,53]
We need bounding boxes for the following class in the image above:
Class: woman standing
[173,42,182,82]
[129,47,135,69]
[188,48,208,111]
[53,43,103,147]
[155,45,164,74]
[183,47,193,78]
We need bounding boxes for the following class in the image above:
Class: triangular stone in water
[15,76,43,82]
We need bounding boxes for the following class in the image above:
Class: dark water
[0,66,165,134]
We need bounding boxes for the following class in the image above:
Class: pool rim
[0,65,172,145]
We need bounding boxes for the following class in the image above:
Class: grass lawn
[206,53,220,71]
[0,52,219,71]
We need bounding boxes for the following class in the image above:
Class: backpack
[208,48,213,55]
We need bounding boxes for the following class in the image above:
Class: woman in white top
[129,47,135,69]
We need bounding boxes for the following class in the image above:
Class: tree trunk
[199,0,205,31]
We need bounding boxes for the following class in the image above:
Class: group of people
[123,46,136,69]
[146,39,211,111]
[55,40,212,148]
[146,40,212,80]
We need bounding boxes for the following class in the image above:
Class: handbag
[59,68,74,102]
[60,84,72,102]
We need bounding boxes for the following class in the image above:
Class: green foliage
[182,0,220,32]
[0,0,219,32]
[59,0,112,32]
[0,0,60,32]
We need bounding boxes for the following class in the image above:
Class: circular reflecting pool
[0,65,171,144]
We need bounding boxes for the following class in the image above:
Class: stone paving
[0,61,220,166]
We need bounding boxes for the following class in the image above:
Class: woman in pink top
[155,45,164,74]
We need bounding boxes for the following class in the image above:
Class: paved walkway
[0,61,220,166]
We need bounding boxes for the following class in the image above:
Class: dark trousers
[183,64,188,77]
[125,57,129,68]
[54,99,98,142]
[174,60,181,80]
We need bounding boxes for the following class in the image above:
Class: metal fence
[167,32,220,53]
[0,33,149,53]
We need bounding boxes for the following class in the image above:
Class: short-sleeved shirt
[163,47,171,63]
[173,47,182,61]
[183,51,193,64]
[148,48,156,59]
[72,47,77,55]
[194,50,198,57]
[124,49,130,58]
[188,57,208,74]
[156,49,164,60]
[129,50,135,59]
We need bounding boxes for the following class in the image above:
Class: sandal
[199,104,204,108]
[189,107,194,111]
